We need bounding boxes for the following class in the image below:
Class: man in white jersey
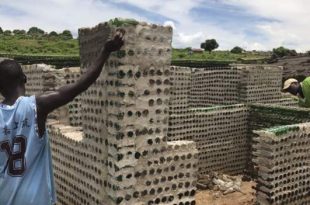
[0,30,125,205]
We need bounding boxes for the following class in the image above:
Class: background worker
[282,77,310,107]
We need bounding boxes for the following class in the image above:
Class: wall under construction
[22,64,82,126]
[45,20,198,205]
[253,122,310,205]
[2,21,310,205]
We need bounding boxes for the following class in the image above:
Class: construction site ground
[196,181,256,205]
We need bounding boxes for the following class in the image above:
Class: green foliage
[49,31,58,37]
[0,34,79,55]
[0,27,3,34]
[61,30,73,40]
[230,46,244,54]
[27,27,45,36]
[13,29,26,35]
[172,48,270,61]
[201,39,219,53]
[4,30,11,36]
[272,46,297,58]
[178,53,186,58]
[108,18,139,27]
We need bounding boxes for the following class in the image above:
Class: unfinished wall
[236,64,283,104]
[168,64,285,176]
[49,20,199,205]
[170,64,283,108]
[253,123,310,205]
[192,105,249,175]
[190,68,240,106]
[22,64,82,126]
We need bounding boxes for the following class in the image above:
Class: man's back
[0,96,56,205]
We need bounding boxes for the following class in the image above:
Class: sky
[0,0,309,51]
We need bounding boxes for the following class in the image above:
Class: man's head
[0,59,26,97]
[282,78,300,95]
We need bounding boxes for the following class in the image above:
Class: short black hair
[0,59,25,96]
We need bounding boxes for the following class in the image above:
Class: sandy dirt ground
[195,181,256,205]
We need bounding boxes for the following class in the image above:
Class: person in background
[0,29,125,205]
[282,77,310,107]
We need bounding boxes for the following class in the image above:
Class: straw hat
[283,78,298,90]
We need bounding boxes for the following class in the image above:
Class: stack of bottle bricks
[48,19,199,205]
[168,64,284,176]
[253,123,310,205]
[236,64,283,104]
[22,64,82,126]
[191,105,249,175]
[190,67,240,106]
[169,66,193,141]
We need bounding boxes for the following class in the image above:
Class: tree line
[0,26,73,40]
[200,38,308,58]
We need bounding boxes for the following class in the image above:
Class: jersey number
[0,136,27,176]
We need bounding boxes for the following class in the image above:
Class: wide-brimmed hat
[283,78,298,90]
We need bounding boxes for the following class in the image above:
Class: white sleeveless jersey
[0,96,56,205]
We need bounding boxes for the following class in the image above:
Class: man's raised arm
[35,29,125,133]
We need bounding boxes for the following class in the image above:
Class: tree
[13,29,26,35]
[27,27,45,36]
[61,30,73,40]
[49,31,58,37]
[231,46,244,54]
[3,30,12,36]
[272,46,297,58]
[200,39,219,53]
[0,27,3,34]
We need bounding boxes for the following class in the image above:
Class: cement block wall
[190,67,240,106]
[22,64,82,126]
[253,123,310,205]
[58,20,198,205]
[168,64,286,176]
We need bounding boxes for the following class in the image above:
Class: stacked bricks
[76,19,198,205]
[22,64,82,126]
[253,123,310,205]
[190,67,240,106]
[169,66,192,114]
[168,104,249,176]
[236,64,283,104]
[47,121,88,205]
[191,104,249,175]
[169,66,193,141]
[169,65,284,108]
[249,104,310,130]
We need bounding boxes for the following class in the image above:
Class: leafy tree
[13,29,26,35]
[61,30,73,40]
[0,27,3,34]
[3,30,12,36]
[230,46,244,54]
[272,46,297,58]
[27,27,45,36]
[49,31,58,37]
[200,39,219,53]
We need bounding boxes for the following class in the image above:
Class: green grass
[0,34,79,56]
[0,34,271,63]
[172,48,271,61]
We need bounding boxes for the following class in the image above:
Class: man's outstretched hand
[104,29,125,53]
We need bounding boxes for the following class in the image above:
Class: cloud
[221,0,310,51]
[0,0,147,35]
[0,0,310,51]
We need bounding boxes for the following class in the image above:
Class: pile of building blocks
[253,123,310,205]
[44,19,199,205]
[22,64,82,126]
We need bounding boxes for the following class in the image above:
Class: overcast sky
[0,0,309,51]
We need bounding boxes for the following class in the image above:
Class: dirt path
[195,181,256,205]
